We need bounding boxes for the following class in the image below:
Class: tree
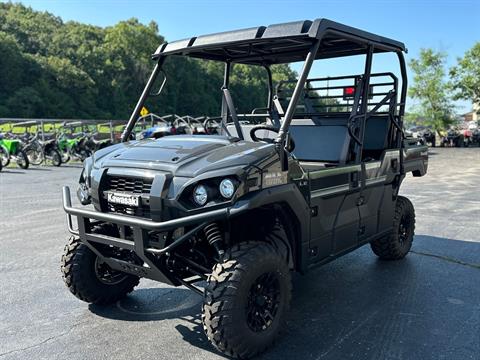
[0,3,296,119]
[449,42,480,112]
[408,49,455,134]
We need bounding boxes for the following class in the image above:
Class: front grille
[107,203,151,218]
[107,176,153,194]
[104,175,153,219]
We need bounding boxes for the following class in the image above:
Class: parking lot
[0,148,479,360]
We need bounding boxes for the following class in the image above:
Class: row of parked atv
[407,126,480,148]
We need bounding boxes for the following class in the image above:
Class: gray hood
[92,135,276,177]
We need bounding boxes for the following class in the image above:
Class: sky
[10,0,480,113]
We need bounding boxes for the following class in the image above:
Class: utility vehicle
[61,19,428,359]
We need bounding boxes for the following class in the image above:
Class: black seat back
[289,117,350,163]
[363,115,390,159]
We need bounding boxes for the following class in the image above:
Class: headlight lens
[219,178,235,199]
[193,184,208,206]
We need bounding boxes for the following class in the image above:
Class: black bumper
[62,186,233,284]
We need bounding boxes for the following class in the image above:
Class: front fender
[230,183,311,271]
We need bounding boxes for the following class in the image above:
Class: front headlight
[219,178,235,199]
[77,169,91,205]
[193,184,208,206]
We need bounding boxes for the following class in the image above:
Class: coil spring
[204,222,222,246]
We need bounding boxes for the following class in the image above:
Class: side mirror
[128,132,136,141]
[149,70,167,97]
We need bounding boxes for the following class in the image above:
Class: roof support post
[277,40,321,143]
[121,57,165,142]
[356,44,374,163]
[276,40,321,170]
[264,65,273,111]
[220,61,231,135]
[396,51,408,175]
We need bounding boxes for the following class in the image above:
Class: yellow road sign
[140,106,149,117]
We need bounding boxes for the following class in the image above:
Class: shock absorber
[204,222,225,260]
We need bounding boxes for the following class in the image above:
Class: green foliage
[0,3,296,119]
[449,42,480,109]
[408,48,455,133]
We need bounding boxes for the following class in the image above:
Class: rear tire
[61,235,139,305]
[202,242,291,359]
[49,149,62,166]
[16,149,29,169]
[370,196,415,260]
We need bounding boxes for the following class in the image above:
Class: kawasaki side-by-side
[61,19,428,359]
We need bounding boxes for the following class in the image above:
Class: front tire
[25,147,43,165]
[202,242,292,359]
[0,144,10,167]
[16,149,29,169]
[370,196,415,260]
[61,235,139,304]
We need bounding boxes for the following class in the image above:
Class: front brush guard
[62,186,232,285]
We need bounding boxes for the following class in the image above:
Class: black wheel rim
[94,258,128,285]
[246,272,281,332]
[398,215,411,245]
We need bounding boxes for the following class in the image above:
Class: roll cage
[121,18,408,173]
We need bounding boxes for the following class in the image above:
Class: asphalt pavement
[0,148,479,360]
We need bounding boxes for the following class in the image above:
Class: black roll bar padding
[121,57,165,142]
[222,87,244,140]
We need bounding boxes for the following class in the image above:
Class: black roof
[153,19,406,65]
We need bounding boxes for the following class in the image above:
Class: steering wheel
[250,125,279,143]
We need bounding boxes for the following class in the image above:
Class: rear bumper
[62,186,234,284]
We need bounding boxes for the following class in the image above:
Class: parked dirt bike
[23,133,62,166]
[57,132,91,162]
[0,133,29,169]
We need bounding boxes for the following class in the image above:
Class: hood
[93,135,276,177]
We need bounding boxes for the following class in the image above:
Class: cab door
[308,165,361,260]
